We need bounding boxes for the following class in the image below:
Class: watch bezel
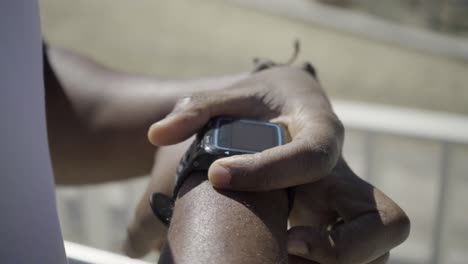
[205,117,284,155]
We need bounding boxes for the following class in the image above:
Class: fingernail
[208,163,232,188]
[287,238,309,255]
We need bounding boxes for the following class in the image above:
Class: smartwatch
[150,117,294,226]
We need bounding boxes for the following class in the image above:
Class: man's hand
[124,66,409,261]
[125,66,343,257]
[148,66,344,191]
[287,159,410,264]
[124,149,410,262]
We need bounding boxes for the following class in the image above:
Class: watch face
[215,118,282,153]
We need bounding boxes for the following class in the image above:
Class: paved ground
[40,0,468,115]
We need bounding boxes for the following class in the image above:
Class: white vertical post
[431,142,450,264]
[364,132,376,183]
[81,186,111,250]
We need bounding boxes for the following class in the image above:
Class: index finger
[288,161,410,263]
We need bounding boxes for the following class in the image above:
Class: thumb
[148,91,273,146]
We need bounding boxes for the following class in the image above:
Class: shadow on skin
[288,158,409,264]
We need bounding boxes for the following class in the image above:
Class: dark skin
[44,45,410,263]
[45,46,245,184]
[136,144,408,264]
[125,140,290,264]
[145,66,410,263]
[287,158,408,264]
[44,50,159,184]
[160,173,289,264]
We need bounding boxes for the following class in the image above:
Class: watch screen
[217,119,280,152]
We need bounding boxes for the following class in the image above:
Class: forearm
[159,173,289,264]
[47,47,247,128]
[45,46,246,184]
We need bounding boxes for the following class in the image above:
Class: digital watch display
[150,117,292,226]
[214,118,283,153]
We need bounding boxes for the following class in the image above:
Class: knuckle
[174,96,195,112]
[331,114,345,142]
[392,210,411,244]
[378,199,411,245]
[298,115,344,175]
[324,112,345,153]
[299,140,334,177]
[174,94,209,111]
[173,95,212,119]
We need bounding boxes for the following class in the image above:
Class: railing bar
[332,100,468,145]
[363,131,376,183]
[431,142,450,264]
[228,0,468,61]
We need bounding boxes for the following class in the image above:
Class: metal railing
[228,0,468,61]
[57,100,468,264]
[65,241,151,264]
[333,100,468,264]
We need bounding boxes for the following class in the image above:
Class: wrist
[161,173,288,264]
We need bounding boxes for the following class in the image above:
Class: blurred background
[39,0,468,263]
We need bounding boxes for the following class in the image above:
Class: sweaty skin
[159,173,289,264]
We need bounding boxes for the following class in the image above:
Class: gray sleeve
[0,1,67,263]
